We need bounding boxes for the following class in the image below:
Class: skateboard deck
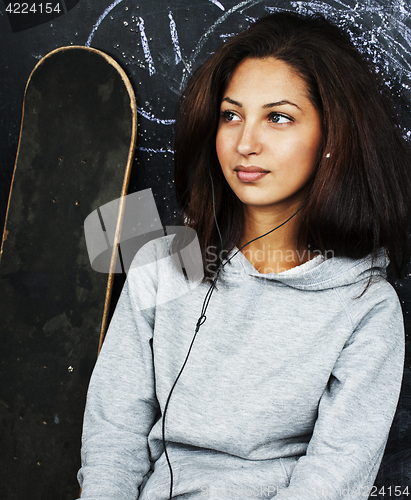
[0,46,136,499]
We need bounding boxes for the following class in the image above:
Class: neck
[239,202,310,273]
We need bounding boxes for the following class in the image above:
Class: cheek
[292,139,319,166]
[216,128,229,168]
[287,130,322,175]
[302,120,322,165]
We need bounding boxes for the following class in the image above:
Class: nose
[237,121,262,156]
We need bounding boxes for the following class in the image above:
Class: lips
[234,165,269,182]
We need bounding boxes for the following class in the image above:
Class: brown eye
[221,110,240,122]
[269,112,292,124]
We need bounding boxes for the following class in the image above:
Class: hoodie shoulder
[335,273,403,332]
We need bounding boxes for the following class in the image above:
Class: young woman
[78,12,411,500]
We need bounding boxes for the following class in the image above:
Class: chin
[240,199,279,208]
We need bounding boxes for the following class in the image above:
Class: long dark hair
[174,11,411,279]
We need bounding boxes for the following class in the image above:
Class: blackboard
[0,1,410,499]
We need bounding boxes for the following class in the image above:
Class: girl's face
[216,57,322,213]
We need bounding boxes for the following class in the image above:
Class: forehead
[223,57,310,102]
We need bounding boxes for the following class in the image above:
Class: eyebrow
[222,97,300,110]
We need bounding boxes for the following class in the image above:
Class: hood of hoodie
[222,247,388,291]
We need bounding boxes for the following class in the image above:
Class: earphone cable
[226,198,310,264]
[162,266,222,500]
[163,194,310,500]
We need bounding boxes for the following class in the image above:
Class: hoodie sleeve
[77,249,160,500]
[275,284,404,500]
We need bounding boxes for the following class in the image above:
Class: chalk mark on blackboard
[137,147,175,154]
[137,106,175,125]
[86,0,124,47]
[138,16,156,76]
[276,0,411,89]
[169,11,183,65]
[85,0,411,150]
[209,0,226,10]
[220,33,237,39]
[181,0,263,89]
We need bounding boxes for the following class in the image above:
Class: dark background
[1,1,410,499]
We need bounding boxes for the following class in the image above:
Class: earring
[325,153,330,158]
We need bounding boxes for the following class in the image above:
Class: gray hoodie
[78,236,404,500]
